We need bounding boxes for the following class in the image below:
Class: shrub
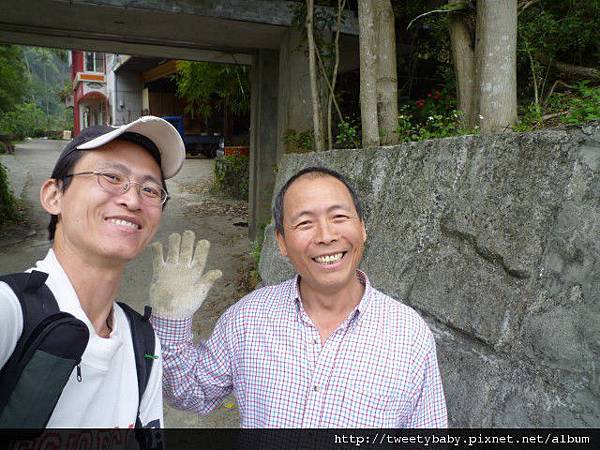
[283,129,314,152]
[0,102,46,140]
[395,89,476,142]
[0,162,21,226]
[336,119,360,148]
[514,80,600,132]
[213,155,249,200]
[562,81,600,125]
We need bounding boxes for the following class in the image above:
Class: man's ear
[40,179,63,215]
[275,230,288,257]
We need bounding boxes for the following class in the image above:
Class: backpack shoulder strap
[117,302,155,428]
[0,270,64,422]
[0,271,59,354]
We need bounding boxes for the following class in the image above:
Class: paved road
[0,139,248,427]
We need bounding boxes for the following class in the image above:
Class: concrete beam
[0,0,357,57]
[0,0,287,53]
[66,0,359,34]
[0,26,257,63]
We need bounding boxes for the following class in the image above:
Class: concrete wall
[259,123,600,427]
[107,69,144,126]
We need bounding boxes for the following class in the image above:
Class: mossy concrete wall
[259,123,600,426]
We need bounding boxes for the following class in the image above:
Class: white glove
[150,230,222,319]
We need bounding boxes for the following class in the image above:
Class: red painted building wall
[70,50,108,136]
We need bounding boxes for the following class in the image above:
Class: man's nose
[116,182,143,209]
[314,218,338,244]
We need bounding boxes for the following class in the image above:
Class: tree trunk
[374,0,398,145]
[475,0,518,133]
[306,0,326,151]
[358,0,380,147]
[448,11,477,127]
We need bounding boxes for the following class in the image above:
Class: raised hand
[150,230,222,319]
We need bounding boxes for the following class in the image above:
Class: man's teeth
[314,253,343,264]
[108,218,139,229]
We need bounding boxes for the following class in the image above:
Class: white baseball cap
[73,116,185,179]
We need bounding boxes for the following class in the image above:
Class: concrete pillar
[249,49,279,240]
[276,28,315,158]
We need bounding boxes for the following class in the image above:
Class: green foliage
[175,61,250,120]
[395,88,475,142]
[62,107,74,132]
[0,102,46,139]
[19,47,70,132]
[561,81,600,125]
[213,155,249,200]
[335,119,360,148]
[518,1,599,69]
[397,0,598,135]
[513,103,543,132]
[514,81,600,131]
[0,45,28,116]
[396,109,473,142]
[1,45,70,138]
[516,1,600,126]
[283,129,314,152]
[0,162,21,226]
[290,1,340,64]
[251,237,262,268]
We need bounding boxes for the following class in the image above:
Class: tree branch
[542,111,568,121]
[407,1,469,30]
[518,0,540,15]
[327,0,346,149]
[315,40,344,127]
[543,79,574,105]
[538,55,600,80]
[306,0,325,151]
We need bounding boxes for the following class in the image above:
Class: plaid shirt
[151,271,447,428]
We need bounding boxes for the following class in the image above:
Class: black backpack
[0,270,156,428]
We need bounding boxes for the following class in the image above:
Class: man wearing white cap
[0,116,220,428]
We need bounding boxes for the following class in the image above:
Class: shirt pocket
[339,385,400,428]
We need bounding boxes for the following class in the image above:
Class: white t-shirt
[0,249,163,428]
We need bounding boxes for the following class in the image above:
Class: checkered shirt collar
[291,270,374,328]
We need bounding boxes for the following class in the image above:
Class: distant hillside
[21,47,71,129]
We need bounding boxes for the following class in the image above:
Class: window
[84,52,104,72]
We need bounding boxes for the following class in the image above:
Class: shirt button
[313,385,319,392]
[313,339,319,344]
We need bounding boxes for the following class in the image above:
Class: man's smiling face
[276,173,366,296]
[52,140,164,266]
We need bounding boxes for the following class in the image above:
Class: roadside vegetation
[290,0,599,149]
[0,45,71,140]
[0,162,23,228]
[173,61,252,202]
[212,155,249,201]
[0,45,72,229]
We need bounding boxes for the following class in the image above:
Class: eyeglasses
[63,171,168,206]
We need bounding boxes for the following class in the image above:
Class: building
[70,50,108,136]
